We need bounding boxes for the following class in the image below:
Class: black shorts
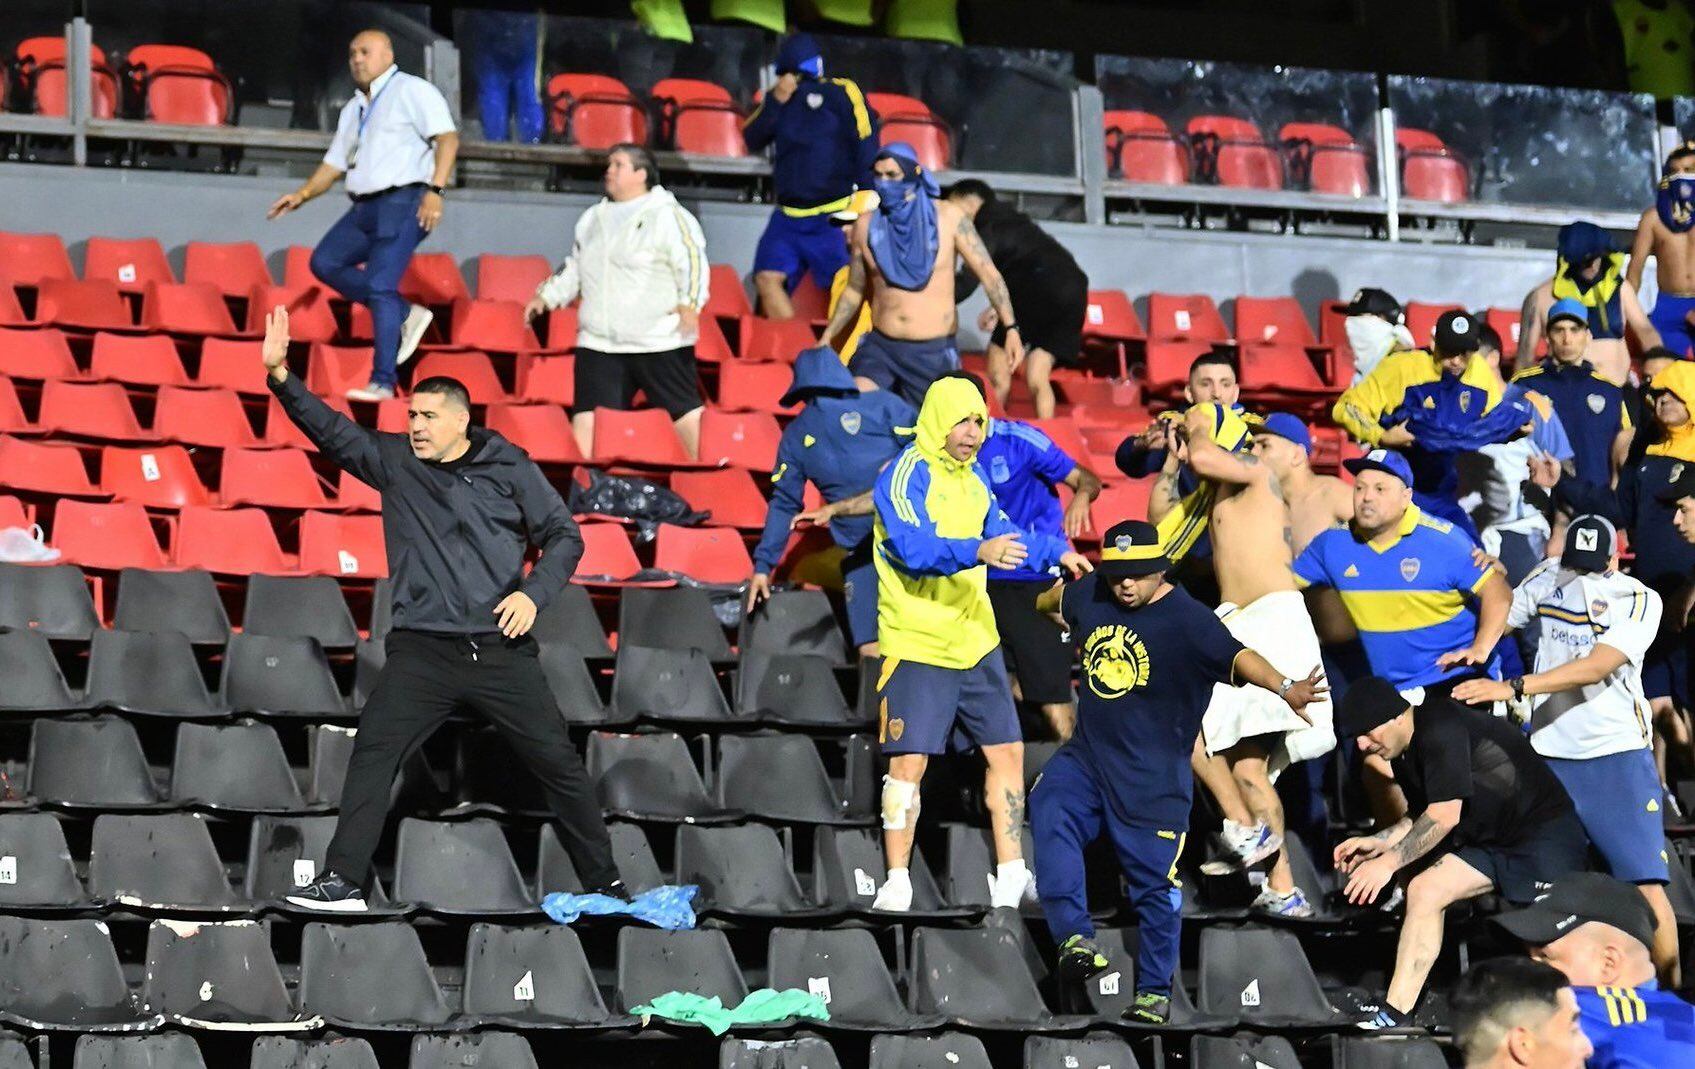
[1452,809,1592,904]
[986,579,1074,705]
[572,346,703,419]
[992,268,1087,366]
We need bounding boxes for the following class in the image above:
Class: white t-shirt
[1508,560,1661,760]
[323,66,456,196]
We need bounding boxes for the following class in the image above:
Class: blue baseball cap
[1547,297,1589,329]
[1255,412,1312,454]
[1343,447,1414,487]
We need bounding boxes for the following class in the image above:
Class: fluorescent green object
[885,0,963,45]
[632,0,694,43]
[632,988,831,1036]
[815,0,876,26]
[710,0,788,35]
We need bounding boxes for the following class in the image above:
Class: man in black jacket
[260,306,621,912]
[946,179,1089,420]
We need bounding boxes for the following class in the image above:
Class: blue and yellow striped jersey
[1575,981,1695,1067]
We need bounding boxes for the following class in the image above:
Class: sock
[990,859,1029,908]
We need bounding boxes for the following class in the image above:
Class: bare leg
[1041,702,1075,742]
[1228,742,1294,894]
[1024,348,1057,421]
[755,271,794,320]
[571,411,595,461]
[672,405,703,460]
[1193,736,1253,826]
[984,343,1013,411]
[982,742,1028,864]
[1387,855,1492,1015]
[881,753,928,871]
[1641,883,1683,988]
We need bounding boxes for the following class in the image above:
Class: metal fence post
[1077,84,1107,226]
[1377,105,1400,242]
[68,17,92,166]
[427,39,463,134]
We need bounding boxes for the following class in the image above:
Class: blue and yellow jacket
[1333,348,1503,449]
[1575,981,1695,1067]
[744,76,880,215]
[873,378,1068,668]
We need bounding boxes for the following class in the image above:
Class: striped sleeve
[666,204,709,310]
[872,451,984,576]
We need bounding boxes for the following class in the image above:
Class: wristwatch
[1510,676,1526,700]
[426,184,447,197]
[1277,677,1295,697]
[1002,322,1020,333]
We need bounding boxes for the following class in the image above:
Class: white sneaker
[872,869,913,912]
[1201,819,1283,875]
[1252,885,1315,918]
[346,381,396,402]
[396,303,433,365]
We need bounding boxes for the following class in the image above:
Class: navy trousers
[310,185,427,389]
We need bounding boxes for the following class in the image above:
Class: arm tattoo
[1154,469,1181,505]
[1391,813,1449,866]
[958,216,1016,321]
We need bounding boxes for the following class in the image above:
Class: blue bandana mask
[1660,175,1695,234]
[866,145,941,293]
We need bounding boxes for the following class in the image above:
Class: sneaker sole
[396,307,433,366]
[1238,832,1285,869]
[283,895,370,913]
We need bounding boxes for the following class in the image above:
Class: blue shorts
[876,649,1021,755]
[848,330,960,410]
[1546,749,1670,884]
[752,210,849,291]
[840,540,877,650]
[1642,630,1687,705]
[1650,294,1695,358]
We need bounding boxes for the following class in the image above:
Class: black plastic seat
[610,645,736,723]
[28,715,164,808]
[735,652,860,727]
[532,584,612,657]
[908,926,1081,1030]
[614,928,748,1015]
[409,1034,537,1069]
[0,629,80,711]
[169,720,309,812]
[720,1037,842,1069]
[739,588,848,665]
[1335,1038,1450,1069]
[306,724,356,806]
[539,644,617,724]
[141,918,319,1030]
[0,1035,29,1069]
[868,1034,992,1069]
[84,629,224,716]
[0,561,99,639]
[810,827,958,916]
[242,575,359,649]
[72,1034,207,1068]
[297,921,455,1030]
[766,927,945,1032]
[586,731,737,823]
[1024,1035,1141,1069]
[250,1036,381,1069]
[618,587,732,659]
[0,915,159,1031]
[1074,927,1236,1029]
[462,923,628,1028]
[222,633,346,716]
[0,811,92,909]
[718,733,858,824]
[242,815,400,912]
[1189,1034,1301,1069]
[392,818,538,916]
[87,812,244,912]
[536,822,664,897]
[1196,925,1347,1027]
[943,823,1040,914]
[674,824,824,919]
[113,568,230,645]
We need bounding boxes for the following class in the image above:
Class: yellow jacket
[1332,348,1501,446]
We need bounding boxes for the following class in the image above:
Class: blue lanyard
[356,72,397,140]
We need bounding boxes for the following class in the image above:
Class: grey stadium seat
[242,575,359,649]
[408,1034,538,1069]
[586,731,738,823]
[1023,1035,1141,1069]
[1189,1034,1302,1069]
[907,925,1083,1031]
[461,923,628,1028]
[113,568,230,645]
[810,827,959,917]
[0,629,80,711]
[221,633,346,716]
[242,815,401,913]
[716,733,858,824]
[1197,925,1348,1027]
[738,588,848,665]
[169,719,310,813]
[141,918,319,1030]
[87,812,245,912]
[392,818,539,916]
[297,922,455,1030]
[83,629,224,717]
[734,652,860,728]
[0,561,99,639]
[618,587,732,660]
[535,821,664,897]
[249,1036,382,1069]
[1336,1038,1451,1069]
[306,724,356,807]
[0,811,93,909]
[28,715,164,808]
[539,644,618,725]
[674,823,827,919]
[868,1034,992,1069]
[72,1034,207,1069]
[1073,927,1237,1030]
[531,583,612,657]
[719,1036,843,1069]
[0,915,160,1031]
[610,645,736,724]
[614,928,747,1015]
[766,927,945,1032]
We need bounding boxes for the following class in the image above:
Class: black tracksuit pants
[325,629,618,890]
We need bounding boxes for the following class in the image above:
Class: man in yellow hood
[870,375,1090,911]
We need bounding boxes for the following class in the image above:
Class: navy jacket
[744,76,880,212]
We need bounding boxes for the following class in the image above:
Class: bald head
[1531,920,1656,989]
[348,30,394,90]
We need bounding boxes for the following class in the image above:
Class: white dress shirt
[323,65,456,196]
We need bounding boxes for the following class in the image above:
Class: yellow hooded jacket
[872,377,1068,668]
[1332,348,1502,446]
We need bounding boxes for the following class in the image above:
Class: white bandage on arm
[880,775,919,830]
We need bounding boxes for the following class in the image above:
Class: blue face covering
[1660,175,1695,234]
[866,143,941,293]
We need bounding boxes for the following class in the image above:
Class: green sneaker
[1124,990,1171,1025]
[1056,934,1110,981]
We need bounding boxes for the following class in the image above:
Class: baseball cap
[1343,447,1414,487]
[1097,520,1170,581]
[1334,676,1413,738]
[1560,514,1617,572]
[1433,309,1482,355]
[1344,287,1404,324]
[1493,872,1657,950]
[1546,297,1589,329]
[1656,464,1695,504]
[1255,412,1312,454]
[775,33,823,76]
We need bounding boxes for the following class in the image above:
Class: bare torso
[1643,209,1695,296]
[854,200,961,340]
[1282,470,1358,642]
[1526,280,1631,386]
[1207,470,1297,608]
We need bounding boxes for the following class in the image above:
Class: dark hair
[1642,345,1680,365]
[1188,351,1238,379]
[1476,323,1503,354]
[1667,141,1695,173]
[944,179,996,204]
[1451,958,1570,1065]
[941,369,989,401]
[609,143,660,189]
[411,376,471,410]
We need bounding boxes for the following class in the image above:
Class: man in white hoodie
[525,144,710,458]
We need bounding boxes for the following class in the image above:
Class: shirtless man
[1174,403,1337,918]
[1628,142,1695,359]
[1519,221,1659,387]
[822,141,1020,409]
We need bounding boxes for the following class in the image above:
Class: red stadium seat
[153,386,262,448]
[400,253,470,306]
[140,282,239,335]
[125,44,233,126]
[1103,110,1187,185]
[1278,122,1370,197]
[84,236,174,294]
[1234,296,1318,348]
[717,361,799,415]
[1238,344,1329,399]
[670,468,768,530]
[695,313,734,364]
[699,407,780,471]
[1187,115,1281,190]
[264,394,352,451]
[653,523,753,584]
[0,287,26,327]
[184,241,272,298]
[546,73,647,149]
[573,522,664,586]
[34,278,134,331]
[1397,129,1469,203]
[1486,307,1524,354]
[88,331,190,387]
[16,36,118,118]
[475,254,552,303]
[866,91,950,170]
[375,398,409,433]
[1081,289,1145,376]
[175,505,294,574]
[590,407,693,466]
[37,380,150,441]
[514,354,574,407]
[99,444,211,508]
[739,316,817,362]
[0,435,101,496]
[52,500,167,570]
[194,338,270,395]
[1087,479,1153,537]
[305,344,375,399]
[0,326,82,380]
[220,447,333,509]
[448,298,539,352]
[283,246,316,289]
[298,511,387,578]
[1147,293,1230,342]
[0,232,75,287]
[0,495,29,528]
[246,284,339,343]
[485,403,583,464]
[545,305,578,350]
[0,378,33,434]
[336,470,380,512]
[410,351,507,404]
[706,264,753,320]
[788,277,833,323]
[1404,301,1464,349]
[652,77,747,157]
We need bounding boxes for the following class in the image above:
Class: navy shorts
[1453,809,1593,904]
[849,330,960,410]
[876,649,1021,755]
[1650,294,1695,358]
[752,210,849,291]
[1547,749,1670,884]
[1642,629,1688,705]
[840,540,877,650]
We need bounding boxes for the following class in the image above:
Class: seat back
[1187,115,1280,189]
[1103,110,1186,184]
[1235,296,1317,347]
[84,236,175,292]
[184,241,271,296]
[475,253,552,302]
[1401,152,1469,202]
[0,231,75,287]
[546,73,647,148]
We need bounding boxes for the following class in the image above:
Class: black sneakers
[1124,991,1171,1025]
[1056,935,1111,981]
[283,870,368,913]
[589,878,633,903]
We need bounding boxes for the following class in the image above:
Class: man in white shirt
[266,29,459,402]
[525,144,710,459]
[1453,515,1680,984]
